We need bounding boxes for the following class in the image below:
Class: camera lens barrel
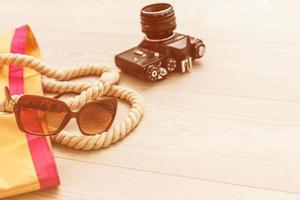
[140,3,176,40]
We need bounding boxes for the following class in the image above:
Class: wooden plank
[53,88,300,193]
[7,158,300,200]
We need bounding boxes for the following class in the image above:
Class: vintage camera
[115,3,206,82]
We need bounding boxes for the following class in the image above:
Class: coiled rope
[0,53,144,150]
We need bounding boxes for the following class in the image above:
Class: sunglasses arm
[53,91,81,99]
[4,86,15,102]
[0,87,14,112]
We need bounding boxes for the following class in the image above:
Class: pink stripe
[9,26,26,94]
[9,25,60,188]
[26,133,60,188]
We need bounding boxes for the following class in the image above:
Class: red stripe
[9,25,60,189]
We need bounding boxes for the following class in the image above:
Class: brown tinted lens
[19,97,68,135]
[78,100,116,135]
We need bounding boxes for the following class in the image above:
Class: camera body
[115,33,205,81]
[114,3,205,82]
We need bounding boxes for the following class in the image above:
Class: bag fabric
[0,25,60,199]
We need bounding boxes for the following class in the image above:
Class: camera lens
[140,3,176,40]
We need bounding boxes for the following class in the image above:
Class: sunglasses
[4,87,117,136]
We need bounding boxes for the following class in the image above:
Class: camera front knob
[145,65,159,81]
[166,58,177,72]
[158,67,168,77]
[145,63,168,82]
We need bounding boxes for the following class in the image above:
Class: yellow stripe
[24,26,43,95]
[0,30,13,99]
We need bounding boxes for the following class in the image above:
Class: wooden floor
[2,0,300,199]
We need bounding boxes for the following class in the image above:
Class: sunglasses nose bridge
[70,111,77,118]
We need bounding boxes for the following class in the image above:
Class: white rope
[0,53,144,150]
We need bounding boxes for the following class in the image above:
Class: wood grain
[2,0,300,199]
[8,158,300,200]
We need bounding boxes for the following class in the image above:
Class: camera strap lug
[181,57,193,73]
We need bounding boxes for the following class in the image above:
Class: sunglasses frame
[12,94,118,136]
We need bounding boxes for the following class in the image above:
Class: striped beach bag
[0,25,60,199]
